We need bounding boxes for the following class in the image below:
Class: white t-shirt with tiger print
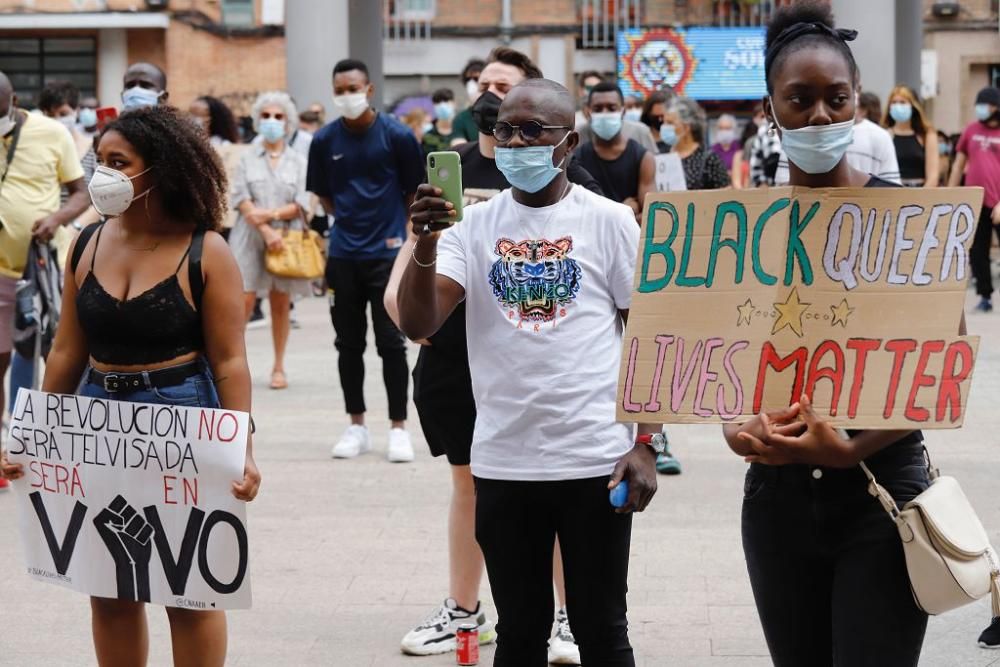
[436,184,639,481]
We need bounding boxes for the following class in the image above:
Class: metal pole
[501,0,513,44]
[348,0,385,110]
[894,0,922,93]
[285,0,348,119]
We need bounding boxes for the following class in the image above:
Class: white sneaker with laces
[400,598,497,656]
[387,427,414,463]
[548,607,581,665]
[331,424,371,459]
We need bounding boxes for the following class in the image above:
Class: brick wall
[163,20,285,116]
[512,0,576,25]
[435,0,501,26]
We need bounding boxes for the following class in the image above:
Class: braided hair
[102,105,227,232]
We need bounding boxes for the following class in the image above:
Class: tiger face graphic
[488,237,583,322]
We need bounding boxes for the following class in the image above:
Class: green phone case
[427,151,464,224]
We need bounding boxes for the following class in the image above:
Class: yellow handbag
[264,228,326,280]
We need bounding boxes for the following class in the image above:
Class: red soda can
[456,623,479,665]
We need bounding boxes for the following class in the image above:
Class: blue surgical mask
[495,132,570,194]
[258,118,285,142]
[78,107,98,129]
[770,98,854,174]
[591,112,623,141]
[624,108,642,123]
[433,102,455,122]
[121,86,162,111]
[660,123,677,146]
[889,103,913,123]
[975,104,993,122]
[938,142,951,156]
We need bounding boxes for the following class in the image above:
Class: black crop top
[74,222,205,366]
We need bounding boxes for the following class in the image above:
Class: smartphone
[95,107,118,131]
[427,151,463,224]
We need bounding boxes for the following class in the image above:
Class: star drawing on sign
[830,298,855,328]
[736,298,755,326]
[771,287,811,337]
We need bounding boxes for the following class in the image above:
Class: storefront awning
[0,12,170,30]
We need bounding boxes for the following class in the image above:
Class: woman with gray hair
[230,91,312,389]
[664,96,730,190]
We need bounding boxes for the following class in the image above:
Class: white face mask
[88,165,153,217]
[466,79,480,102]
[0,106,15,137]
[333,92,369,120]
[57,115,77,132]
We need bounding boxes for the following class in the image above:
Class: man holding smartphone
[396,78,660,667]
[307,58,423,463]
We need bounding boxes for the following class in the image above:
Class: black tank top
[74,222,205,365]
[893,133,925,183]
[575,138,646,204]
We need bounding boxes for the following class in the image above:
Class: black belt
[86,361,202,394]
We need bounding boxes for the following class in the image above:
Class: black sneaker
[979,616,1000,648]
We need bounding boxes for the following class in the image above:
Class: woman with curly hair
[189,95,240,147]
[1,104,260,666]
[230,91,312,390]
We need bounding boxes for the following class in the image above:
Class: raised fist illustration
[94,495,154,602]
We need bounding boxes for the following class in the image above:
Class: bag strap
[69,222,104,274]
[1,110,26,186]
[859,461,904,522]
[187,229,206,311]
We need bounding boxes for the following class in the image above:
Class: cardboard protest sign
[6,390,251,609]
[618,187,983,428]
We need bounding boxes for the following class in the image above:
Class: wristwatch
[636,432,668,454]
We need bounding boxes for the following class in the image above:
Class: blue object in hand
[609,480,629,508]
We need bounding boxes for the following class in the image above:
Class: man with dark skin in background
[396,79,661,666]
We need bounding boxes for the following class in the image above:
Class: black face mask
[472,91,503,135]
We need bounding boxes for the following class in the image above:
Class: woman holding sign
[1,105,260,666]
[723,3,934,665]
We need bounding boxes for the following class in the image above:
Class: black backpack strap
[187,229,206,311]
[70,222,104,274]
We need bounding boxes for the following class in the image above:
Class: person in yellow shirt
[0,71,89,485]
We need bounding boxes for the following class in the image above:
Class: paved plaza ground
[2,291,1000,666]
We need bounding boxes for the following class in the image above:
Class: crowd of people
[0,0,999,664]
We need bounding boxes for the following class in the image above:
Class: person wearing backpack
[0,105,260,666]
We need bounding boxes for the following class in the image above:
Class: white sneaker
[400,598,497,656]
[548,607,581,665]
[387,427,414,463]
[331,424,371,459]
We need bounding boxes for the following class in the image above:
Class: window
[392,0,436,20]
[0,37,96,109]
[990,65,1000,89]
[222,0,255,27]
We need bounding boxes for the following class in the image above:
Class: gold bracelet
[411,241,436,268]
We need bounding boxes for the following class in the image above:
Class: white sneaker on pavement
[400,598,497,656]
[548,607,581,665]
[387,427,414,463]
[331,424,371,459]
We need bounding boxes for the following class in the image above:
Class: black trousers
[742,442,930,667]
[325,257,408,421]
[474,476,635,667]
[970,206,1000,298]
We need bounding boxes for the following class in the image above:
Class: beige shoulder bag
[862,456,1000,616]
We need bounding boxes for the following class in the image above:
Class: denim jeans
[78,358,221,409]
[742,442,930,667]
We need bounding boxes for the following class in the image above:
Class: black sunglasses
[493,120,570,143]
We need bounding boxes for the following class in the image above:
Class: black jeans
[325,257,408,421]
[742,443,930,667]
[970,206,1000,298]
[474,476,635,667]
